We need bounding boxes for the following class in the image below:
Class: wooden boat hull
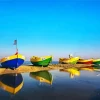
[61,57,80,64]
[77,59,93,64]
[59,58,69,64]
[93,59,100,64]
[0,54,25,69]
[30,56,52,67]
[0,73,23,94]
[30,71,53,85]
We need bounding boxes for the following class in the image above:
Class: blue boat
[0,54,25,69]
[0,40,25,69]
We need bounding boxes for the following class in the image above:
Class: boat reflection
[0,73,23,94]
[79,65,100,72]
[60,68,80,78]
[79,66,94,72]
[30,71,53,85]
[59,65,100,78]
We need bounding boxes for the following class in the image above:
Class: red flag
[13,40,17,45]
[15,49,18,55]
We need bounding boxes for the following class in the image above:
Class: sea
[0,61,100,100]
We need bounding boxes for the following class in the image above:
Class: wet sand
[0,64,92,75]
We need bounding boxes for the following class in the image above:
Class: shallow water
[0,61,100,100]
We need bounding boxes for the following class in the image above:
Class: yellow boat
[59,58,69,64]
[61,57,80,64]
[59,54,73,64]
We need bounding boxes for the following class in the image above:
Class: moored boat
[0,73,23,94]
[61,57,80,64]
[0,40,25,69]
[0,54,25,69]
[93,59,100,65]
[29,71,53,85]
[30,55,52,67]
[59,54,73,64]
[59,58,69,64]
[77,59,93,64]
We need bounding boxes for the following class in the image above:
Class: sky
[0,0,100,61]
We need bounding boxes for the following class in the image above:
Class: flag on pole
[13,39,18,55]
[13,40,17,45]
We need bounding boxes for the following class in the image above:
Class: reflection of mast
[69,73,74,78]
[10,93,14,100]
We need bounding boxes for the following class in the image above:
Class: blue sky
[0,0,100,60]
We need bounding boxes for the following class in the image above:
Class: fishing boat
[0,73,23,94]
[30,55,52,67]
[93,59,100,65]
[59,58,69,64]
[0,40,25,69]
[59,54,73,64]
[30,71,53,85]
[61,57,80,64]
[77,59,93,64]
[60,68,80,78]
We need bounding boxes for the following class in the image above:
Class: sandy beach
[0,64,92,75]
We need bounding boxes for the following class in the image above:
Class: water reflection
[60,68,80,78]
[0,73,23,94]
[29,71,53,85]
[59,65,100,78]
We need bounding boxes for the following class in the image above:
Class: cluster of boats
[0,54,53,69]
[59,54,100,64]
[0,40,53,69]
[0,52,100,70]
[0,40,100,69]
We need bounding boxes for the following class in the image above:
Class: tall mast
[16,39,18,54]
[16,39,18,68]
[14,39,18,69]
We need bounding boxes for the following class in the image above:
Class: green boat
[30,55,52,67]
[93,59,100,65]
[29,71,53,85]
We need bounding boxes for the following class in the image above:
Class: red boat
[77,59,93,64]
